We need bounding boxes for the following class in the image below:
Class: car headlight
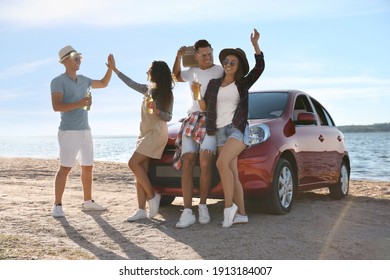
[244,124,270,147]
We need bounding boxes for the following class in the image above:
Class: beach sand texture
[0,157,389,260]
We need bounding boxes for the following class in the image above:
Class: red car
[148,90,350,214]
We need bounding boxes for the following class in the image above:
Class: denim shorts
[181,130,217,155]
[216,123,244,147]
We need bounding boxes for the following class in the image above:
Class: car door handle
[318,135,325,142]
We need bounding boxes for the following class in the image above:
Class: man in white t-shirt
[172,40,223,228]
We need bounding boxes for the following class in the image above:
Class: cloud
[0,58,53,80]
[1,0,388,29]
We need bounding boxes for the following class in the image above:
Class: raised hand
[250,28,261,54]
[107,54,120,74]
[251,28,260,44]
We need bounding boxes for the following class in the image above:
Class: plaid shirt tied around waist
[172,111,207,170]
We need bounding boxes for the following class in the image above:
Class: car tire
[159,195,176,207]
[329,160,349,200]
[266,158,296,215]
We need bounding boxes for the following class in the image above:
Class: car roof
[250,89,305,95]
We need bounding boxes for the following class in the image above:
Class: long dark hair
[149,61,174,112]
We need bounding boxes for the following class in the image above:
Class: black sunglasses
[222,59,238,67]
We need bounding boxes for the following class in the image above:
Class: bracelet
[176,56,181,60]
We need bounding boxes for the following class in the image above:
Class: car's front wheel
[266,158,296,215]
[329,160,349,199]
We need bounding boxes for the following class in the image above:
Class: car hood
[247,118,274,126]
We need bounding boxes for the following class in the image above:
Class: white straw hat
[58,45,81,63]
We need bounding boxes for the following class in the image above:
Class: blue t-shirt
[50,74,92,130]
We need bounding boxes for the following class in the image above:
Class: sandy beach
[0,157,389,260]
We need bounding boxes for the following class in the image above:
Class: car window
[310,98,335,126]
[248,92,288,119]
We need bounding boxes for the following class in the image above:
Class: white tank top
[216,82,240,128]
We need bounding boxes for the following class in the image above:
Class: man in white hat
[50,45,113,218]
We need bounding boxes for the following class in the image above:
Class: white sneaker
[52,205,64,218]
[222,203,238,228]
[126,209,147,222]
[81,200,108,211]
[233,213,248,224]
[198,204,210,224]
[176,208,196,228]
[148,193,161,218]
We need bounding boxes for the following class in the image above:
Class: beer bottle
[146,86,154,114]
[83,89,92,111]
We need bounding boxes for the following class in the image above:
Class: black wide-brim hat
[219,48,249,76]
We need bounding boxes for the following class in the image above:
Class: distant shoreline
[338,122,390,133]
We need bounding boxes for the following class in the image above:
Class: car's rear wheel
[266,158,296,215]
[329,160,349,199]
[159,195,176,207]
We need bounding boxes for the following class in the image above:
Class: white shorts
[58,130,94,167]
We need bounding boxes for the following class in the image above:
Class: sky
[0,0,389,136]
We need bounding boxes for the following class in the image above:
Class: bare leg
[230,157,246,215]
[181,152,196,208]
[199,150,214,204]
[128,152,154,200]
[134,159,149,210]
[135,183,147,209]
[54,166,72,204]
[216,138,246,208]
[81,165,93,201]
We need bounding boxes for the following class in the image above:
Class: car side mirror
[295,112,317,125]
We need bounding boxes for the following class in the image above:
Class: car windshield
[248,91,288,119]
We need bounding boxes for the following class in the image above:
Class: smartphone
[182,46,199,67]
